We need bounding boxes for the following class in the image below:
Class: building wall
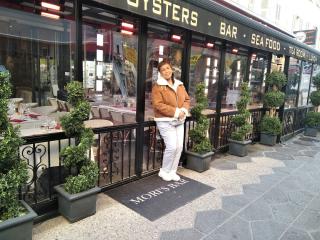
[223,0,320,50]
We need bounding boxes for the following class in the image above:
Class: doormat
[105,174,214,221]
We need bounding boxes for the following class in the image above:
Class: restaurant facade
[1,0,320,220]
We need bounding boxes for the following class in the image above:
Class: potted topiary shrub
[305,73,320,137]
[54,81,100,223]
[186,83,214,172]
[228,82,253,157]
[260,71,287,146]
[309,73,320,110]
[0,70,37,240]
[304,112,320,137]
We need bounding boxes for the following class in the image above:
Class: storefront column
[181,31,192,91]
[295,61,304,107]
[213,43,226,149]
[74,0,83,82]
[306,64,315,106]
[278,55,290,142]
[266,52,272,76]
[135,19,148,177]
[245,49,252,82]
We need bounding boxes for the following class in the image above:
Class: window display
[285,58,301,108]
[189,35,220,109]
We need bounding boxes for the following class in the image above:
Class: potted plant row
[0,70,37,240]
[228,82,253,157]
[304,112,320,137]
[305,72,320,137]
[309,73,320,111]
[260,71,287,146]
[186,83,214,172]
[54,81,100,223]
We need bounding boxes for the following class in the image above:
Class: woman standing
[152,60,190,181]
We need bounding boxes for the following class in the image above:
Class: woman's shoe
[170,171,180,181]
[158,169,172,181]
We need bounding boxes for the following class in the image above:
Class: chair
[47,97,59,111]
[90,106,101,119]
[99,107,112,120]
[109,110,123,125]
[123,112,136,124]
[57,100,68,112]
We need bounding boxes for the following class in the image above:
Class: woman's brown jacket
[151,76,190,121]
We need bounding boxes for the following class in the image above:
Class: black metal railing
[282,106,313,138]
[185,108,265,151]
[20,106,294,220]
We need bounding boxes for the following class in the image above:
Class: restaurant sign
[95,0,320,63]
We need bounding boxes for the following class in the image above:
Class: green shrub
[305,112,320,128]
[260,116,282,135]
[0,70,28,221]
[263,91,285,108]
[309,90,320,107]
[230,83,252,141]
[61,81,99,194]
[265,71,287,89]
[312,73,320,90]
[189,83,212,154]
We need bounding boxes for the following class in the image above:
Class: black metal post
[306,64,314,106]
[277,55,290,142]
[295,60,304,108]
[134,19,148,177]
[245,49,252,82]
[181,30,192,91]
[74,0,83,82]
[213,42,226,149]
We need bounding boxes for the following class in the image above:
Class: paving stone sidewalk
[33,134,320,240]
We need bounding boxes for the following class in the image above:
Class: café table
[84,119,113,128]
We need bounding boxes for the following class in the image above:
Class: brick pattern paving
[33,134,320,240]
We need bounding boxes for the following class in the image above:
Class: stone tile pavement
[33,134,320,240]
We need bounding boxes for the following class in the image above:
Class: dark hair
[157,59,172,72]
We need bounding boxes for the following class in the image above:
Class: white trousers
[156,121,185,173]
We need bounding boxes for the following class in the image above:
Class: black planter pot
[228,139,251,157]
[0,200,37,240]
[185,151,215,173]
[260,133,277,146]
[304,127,318,137]
[54,184,100,223]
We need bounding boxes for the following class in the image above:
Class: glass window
[82,6,138,125]
[189,35,220,110]
[309,64,320,105]
[285,58,301,108]
[0,0,75,105]
[271,54,285,72]
[248,53,268,108]
[222,51,248,111]
[145,23,184,119]
[298,61,312,106]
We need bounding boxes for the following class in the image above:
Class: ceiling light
[41,2,60,11]
[41,12,60,19]
[206,42,214,48]
[232,48,238,54]
[171,35,181,41]
[121,22,134,29]
[121,29,133,35]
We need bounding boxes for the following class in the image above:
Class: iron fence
[20,107,292,220]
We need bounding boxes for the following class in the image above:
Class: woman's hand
[178,111,186,120]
